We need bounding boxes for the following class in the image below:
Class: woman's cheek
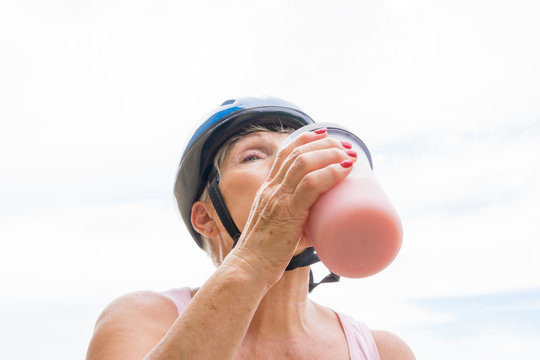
[221,173,263,231]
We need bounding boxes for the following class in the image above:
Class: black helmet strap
[207,171,340,292]
[207,173,242,243]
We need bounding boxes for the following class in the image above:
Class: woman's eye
[242,152,263,162]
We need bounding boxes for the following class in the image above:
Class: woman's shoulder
[94,290,179,332]
[370,330,416,360]
[103,290,174,315]
[86,290,180,359]
[333,310,415,360]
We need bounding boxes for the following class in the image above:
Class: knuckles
[300,173,319,192]
[330,147,347,160]
[292,153,308,171]
[256,187,297,222]
[327,137,343,148]
[289,147,303,160]
[328,162,345,182]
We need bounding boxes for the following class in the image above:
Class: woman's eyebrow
[223,135,276,165]
[232,134,273,153]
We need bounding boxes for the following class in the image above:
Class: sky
[1,0,539,359]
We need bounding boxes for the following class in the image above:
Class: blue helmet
[174,96,315,248]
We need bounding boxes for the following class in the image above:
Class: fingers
[290,161,353,213]
[267,129,328,180]
[280,147,354,193]
[269,128,357,217]
[269,129,354,187]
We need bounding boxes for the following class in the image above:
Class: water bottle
[281,123,403,278]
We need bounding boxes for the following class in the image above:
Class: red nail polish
[341,141,352,149]
[346,150,357,157]
[340,159,353,168]
[314,128,327,134]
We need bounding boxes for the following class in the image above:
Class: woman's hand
[226,129,356,287]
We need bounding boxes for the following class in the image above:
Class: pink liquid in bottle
[283,123,403,278]
[305,167,402,278]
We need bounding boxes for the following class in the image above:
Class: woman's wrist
[221,247,284,291]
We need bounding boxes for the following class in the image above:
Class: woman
[86,97,415,359]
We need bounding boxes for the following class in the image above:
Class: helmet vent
[220,99,236,106]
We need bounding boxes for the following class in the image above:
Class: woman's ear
[191,201,218,239]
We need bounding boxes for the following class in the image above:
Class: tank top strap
[337,313,381,360]
[161,287,192,316]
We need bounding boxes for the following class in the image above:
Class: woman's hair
[198,123,295,265]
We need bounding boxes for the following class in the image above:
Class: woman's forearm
[145,253,272,360]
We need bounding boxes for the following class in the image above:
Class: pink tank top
[161,288,380,360]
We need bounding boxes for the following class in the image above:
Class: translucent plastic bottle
[282,123,403,278]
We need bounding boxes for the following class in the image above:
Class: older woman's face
[218,131,288,236]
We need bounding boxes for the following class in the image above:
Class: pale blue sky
[1,0,539,359]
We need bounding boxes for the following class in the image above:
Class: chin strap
[207,173,242,243]
[309,269,340,292]
[207,171,340,292]
[285,246,320,270]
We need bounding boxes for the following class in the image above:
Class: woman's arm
[145,259,273,359]
[86,130,354,360]
[86,254,276,360]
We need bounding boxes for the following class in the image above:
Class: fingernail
[341,141,352,149]
[314,128,327,134]
[340,159,353,168]
[345,150,357,158]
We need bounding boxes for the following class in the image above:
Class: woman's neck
[247,266,314,340]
